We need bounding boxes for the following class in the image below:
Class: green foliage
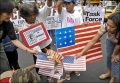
[11,0,18,5]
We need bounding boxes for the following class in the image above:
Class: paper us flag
[35,52,55,69]
[63,56,86,71]
[38,63,63,79]
[56,22,103,64]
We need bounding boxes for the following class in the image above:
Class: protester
[0,0,37,75]
[57,0,83,80]
[19,0,53,73]
[76,12,120,83]
[0,64,66,83]
[0,65,40,83]
[74,0,86,17]
[2,6,20,70]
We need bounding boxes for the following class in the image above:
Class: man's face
[64,2,75,13]
[0,12,12,22]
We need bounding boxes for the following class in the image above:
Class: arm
[38,0,52,21]
[80,1,86,15]
[25,64,35,71]
[113,45,120,55]
[46,0,52,7]
[11,39,37,55]
[112,45,120,62]
[82,6,86,15]
[77,32,102,58]
[57,0,63,14]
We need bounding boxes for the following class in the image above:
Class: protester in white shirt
[84,0,93,12]
[57,0,83,28]
[57,0,83,80]
[74,0,86,18]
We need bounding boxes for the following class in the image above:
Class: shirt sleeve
[6,21,17,40]
[98,25,106,35]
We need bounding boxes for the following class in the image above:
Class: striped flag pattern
[35,52,55,69]
[63,56,86,71]
[56,22,103,64]
[38,63,63,79]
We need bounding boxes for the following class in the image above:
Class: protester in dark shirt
[0,0,37,74]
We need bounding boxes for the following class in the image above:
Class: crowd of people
[0,0,120,83]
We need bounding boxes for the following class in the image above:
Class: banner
[46,15,61,30]
[10,11,25,29]
[19,23,50,48]
[56,22,103,64]
[84,5,105,24]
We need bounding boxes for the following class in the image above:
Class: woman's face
[106,19,117,34]
[26,12,37,24]
[0,12,12,22]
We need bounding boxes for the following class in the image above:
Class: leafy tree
[11,0,18,5]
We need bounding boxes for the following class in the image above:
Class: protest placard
[10,11,25,29]
[46,16,61,30]
[19,22,50,48]
[83,5,105,24]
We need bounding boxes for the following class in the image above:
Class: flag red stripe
[75,26,100,34]
[58,43,101,56]
[76,36,97,42]
[86,52,102,59]
[75,31,98,39]
[86,57,103,64]
[75,22,101,29]
[85,47,102,55]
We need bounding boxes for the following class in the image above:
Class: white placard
[10,11,25,29]
[23,25,46,46]
[83,5,105,24]
[46,16,61,30]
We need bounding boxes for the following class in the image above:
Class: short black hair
[0,0,14,14]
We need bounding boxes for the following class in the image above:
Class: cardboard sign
[56,22,103,64]
[83,5,105,24]
[46,16,61,30]
[10,11,25,29]
[19,22,50,48]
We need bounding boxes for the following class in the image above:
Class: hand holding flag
[76,52,83,59]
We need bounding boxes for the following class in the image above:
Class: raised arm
[57,0,63,14]
[25,64,35,71]
[47,0,52,7]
